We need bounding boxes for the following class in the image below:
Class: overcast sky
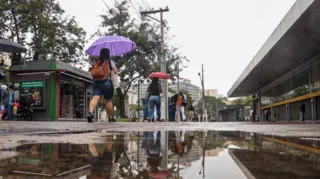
[59,0,296,96]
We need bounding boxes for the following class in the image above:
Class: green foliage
[168,87,176,93]
[231,98,245,105]
[244,96,253,105]
[231,96,253,106]
[0,0,86,64]
[196,96,226,119]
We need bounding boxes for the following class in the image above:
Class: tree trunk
[10,0,20,43]
[119,94,126,118]
[33,51,39,61]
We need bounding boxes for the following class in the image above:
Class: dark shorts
[92,79,114,100]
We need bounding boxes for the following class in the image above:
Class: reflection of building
[10,60,92,120]
[228,0,320,122]
[205,89,218,98]
[1,144,91,178]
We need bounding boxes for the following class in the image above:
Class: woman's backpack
[91,60,110,80]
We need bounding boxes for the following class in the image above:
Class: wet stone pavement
[0,122,320,178]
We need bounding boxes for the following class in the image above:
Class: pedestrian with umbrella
[86,36,136,123]
[147,72,171,122]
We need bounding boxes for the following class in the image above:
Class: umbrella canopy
[85,35,136,57]
[0,39,26,53]
[149,72,171,79]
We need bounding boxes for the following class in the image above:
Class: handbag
[108,59,119,89]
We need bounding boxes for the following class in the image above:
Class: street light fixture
[198,65,205,122]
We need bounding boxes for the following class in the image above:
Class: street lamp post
[198,64,205,122]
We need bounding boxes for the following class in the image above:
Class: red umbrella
[149,72,171,79]
[149,171,171,179]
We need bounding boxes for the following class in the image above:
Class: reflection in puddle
[0,131,319,178]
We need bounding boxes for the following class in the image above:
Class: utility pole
[141,8,169,171]
[141,7,169,122]
[201,64,205,122]
[137,81,140,118]
[177,62,180,92]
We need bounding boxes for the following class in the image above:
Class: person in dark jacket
[171,91,187,122]
[300,103,306,121]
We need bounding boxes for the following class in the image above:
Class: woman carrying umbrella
[87,48,118,123]
[86,35,136,123]
[147,78,162,122]
[147,72,170,122]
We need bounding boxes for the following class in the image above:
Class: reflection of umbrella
[149,171,170,179]
[149,72,171,79]
[85,35,136,57]
[0,38,26,53]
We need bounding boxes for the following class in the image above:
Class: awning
[228,0,319,97]
[60,72,92,83]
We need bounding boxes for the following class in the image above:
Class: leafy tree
[231,98,245,105]
[0,0,28,43]
[196,96,226,119]
[231,96,252,105]
[244,96,253,105]
[168,87,176,94]
[0,0,86,64]
[95,0,188,117]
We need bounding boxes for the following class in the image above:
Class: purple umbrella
[85,35,137,57]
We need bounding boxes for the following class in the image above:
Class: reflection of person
[147,78,162,122]
[87,136,114,179]
[142,131,162,173]
[169,131,187,156]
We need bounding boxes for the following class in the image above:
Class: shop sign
[21,81,44,88]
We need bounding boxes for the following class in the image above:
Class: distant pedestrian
[273,110,277,122]
[2,83,13,121]
[87,48,118,123]
[188,105,194,122]
[171,91,187,122]
[252,112,255,122]
[300,103,306,121]
[264,110,270,122]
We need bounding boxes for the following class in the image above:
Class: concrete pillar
[258,92,262,121]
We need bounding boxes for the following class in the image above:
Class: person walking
[172,91,186,122]
[2,83,13,121]
[264,109,270,122]
[147,78,162,122]
[300,103,306,121]
[87,48,118,123]
[188,105,194,122]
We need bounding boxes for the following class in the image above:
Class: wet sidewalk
[0,130,320,179]
[0,121,320,137]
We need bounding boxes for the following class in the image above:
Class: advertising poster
[13,80,45,108]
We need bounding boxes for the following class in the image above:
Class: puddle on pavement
[0,131,320,179]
